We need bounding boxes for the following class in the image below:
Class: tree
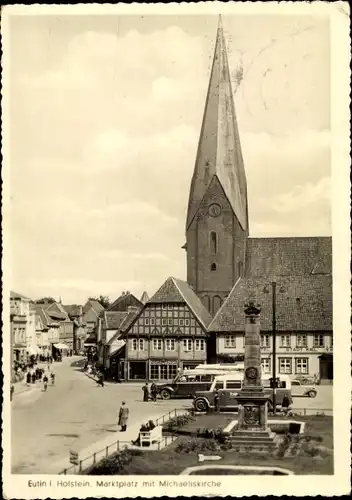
[35,297,56,304]
[89,295,111,309]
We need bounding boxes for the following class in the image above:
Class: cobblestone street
[11,357,189,474]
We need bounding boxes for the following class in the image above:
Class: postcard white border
[1,1,351,498]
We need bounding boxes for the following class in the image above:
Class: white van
[193,372,292,412]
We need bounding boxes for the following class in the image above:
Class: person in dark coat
[10,384,14,401]
[26,372,31,384]
[214,388,220,413]
[142,383,149,402]
[31,372,36,384]
[150,382,157,402]
[118,401,129,432]
[281,394,290,416]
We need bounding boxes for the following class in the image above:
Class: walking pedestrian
[10,384,14,401]
[142,382,149,402]
[31,372,36,384]
[26,372,31,384]
[118,401,129,432]
[150,382,157,402]
[43,374,48,391]
[214,388,220,413]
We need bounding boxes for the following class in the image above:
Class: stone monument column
[230,302,278,450]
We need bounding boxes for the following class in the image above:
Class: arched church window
[211,263,217,272]
[210,232,217,255]
[202,295,210,312]
[213,296,222,314]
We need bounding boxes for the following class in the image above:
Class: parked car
[291,379,317,398]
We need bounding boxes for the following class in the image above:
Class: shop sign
[150,360,177,365]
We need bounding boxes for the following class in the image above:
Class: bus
[192,373,292,412]
[156,365,244,400]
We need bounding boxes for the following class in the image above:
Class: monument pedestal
[231,389,278,451]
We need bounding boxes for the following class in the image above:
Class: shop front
[149,359,179,381]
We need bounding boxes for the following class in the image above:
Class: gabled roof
[149,277,213,329]
[246,237,332,277]
[186,16,248,231]
[209,274,332,332]
[140,291,149,304]
[83,308,100,323]
[33,304,60,329]
[120,310,140,332]
[103,311,128,330]
[108,292,143,312]
[10,291,31,301]
[83,300,105,314]
[62,304,83,317]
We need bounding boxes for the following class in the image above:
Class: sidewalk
[49,408,188,474]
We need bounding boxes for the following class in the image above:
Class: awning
[53,343,70,350]
[27,345,41,355]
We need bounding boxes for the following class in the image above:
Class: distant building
[62,304,87,352]
[82,299,106,349]
[10,291,31,364]
[108,291,143,312]
[33,304,60,355]
[120,277,212,381]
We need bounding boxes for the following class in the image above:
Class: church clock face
[208,203,221,217]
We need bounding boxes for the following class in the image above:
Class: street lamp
[263,282,286,415]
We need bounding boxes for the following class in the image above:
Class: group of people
[142,382,158,402]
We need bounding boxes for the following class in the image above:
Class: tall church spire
[186,16,248,231]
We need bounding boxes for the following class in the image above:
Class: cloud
[10,18,331,302]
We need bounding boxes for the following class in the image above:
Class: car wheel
[308,390,317,398]
[194,399,208,412]
[160,389,171,400]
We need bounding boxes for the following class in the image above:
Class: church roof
[149,277,213,329]
[209,274,332,332]
[186,16,248,231]
[246,237,332,277]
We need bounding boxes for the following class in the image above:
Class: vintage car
[291,379,317,398]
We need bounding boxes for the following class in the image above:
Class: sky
[8,13,331,304]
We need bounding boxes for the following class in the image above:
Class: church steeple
[186,15,248,232]
[185,16,248,315]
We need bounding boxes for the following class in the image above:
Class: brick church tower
[185,16,249,316]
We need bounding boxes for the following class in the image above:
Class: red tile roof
[246,237,332,276]
[209,274,332,332]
